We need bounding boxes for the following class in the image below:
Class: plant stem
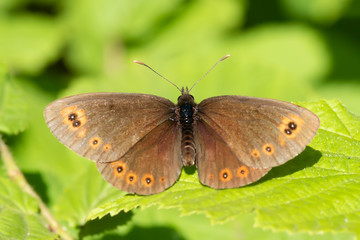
[0,136,73,240]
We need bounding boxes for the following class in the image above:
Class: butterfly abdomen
[181,124,196,166]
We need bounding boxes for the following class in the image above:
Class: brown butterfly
[44,55,320,195]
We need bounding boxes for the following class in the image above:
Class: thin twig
[0,136,73,240]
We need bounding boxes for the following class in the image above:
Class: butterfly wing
[44,93,175,163]
[195,120,270,189]
[197,96,320,169]
[97,119,182,195]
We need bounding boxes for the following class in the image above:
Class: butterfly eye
[189,95,194,100]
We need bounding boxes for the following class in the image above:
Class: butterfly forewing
[195,121,270,189]
[198,95,320,169]
[44,93,175,163]
[97,120,182,195]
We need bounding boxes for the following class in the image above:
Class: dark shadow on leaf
[23,172,49,204]
[78,211,133,240]
[101,225,185,240]
[253,146,322,184]
[184,165,196,175]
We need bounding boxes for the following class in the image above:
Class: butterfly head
[177,87,196,107]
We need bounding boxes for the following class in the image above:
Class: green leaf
[86,100,358,238]
[281,0,352,24]
[53,164,125,227]
[0,175,57,240]
[62,0,185,74]
[0,15,64,74]
[0,66,28,135]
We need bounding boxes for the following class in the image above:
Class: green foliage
[0,0,359,239]
[53,165,125,227]
[0,16,64,74]
[0,66,28,134]
[282,0,352,24]
[0,176,57,240]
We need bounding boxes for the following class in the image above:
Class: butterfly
[44,55,320,195]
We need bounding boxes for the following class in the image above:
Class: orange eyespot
[125,172,138,184]
[111,161,127,178]
[103,143,111,151]
[89,137,102,148]
[236,166,249,178]
[62,107,87,130]
[251,149,260,158]
[278,115,303,139]
[159,177,166,183]
[219,168,232,182]
[141,174,155,187]
[262,143,274,156]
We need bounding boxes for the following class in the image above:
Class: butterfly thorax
[176,87,197,167]
[179,104,194,124]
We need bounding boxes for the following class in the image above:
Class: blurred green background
[1,0,360,239]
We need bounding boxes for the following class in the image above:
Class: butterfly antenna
[188,54,230,92]
[133,60,182,93]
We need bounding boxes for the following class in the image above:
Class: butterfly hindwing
[195,120,270,189]
[97,120,182,195]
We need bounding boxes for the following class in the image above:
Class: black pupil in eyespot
[69,113,76,121]
[73,121,81,127]
[289,122,297,130]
